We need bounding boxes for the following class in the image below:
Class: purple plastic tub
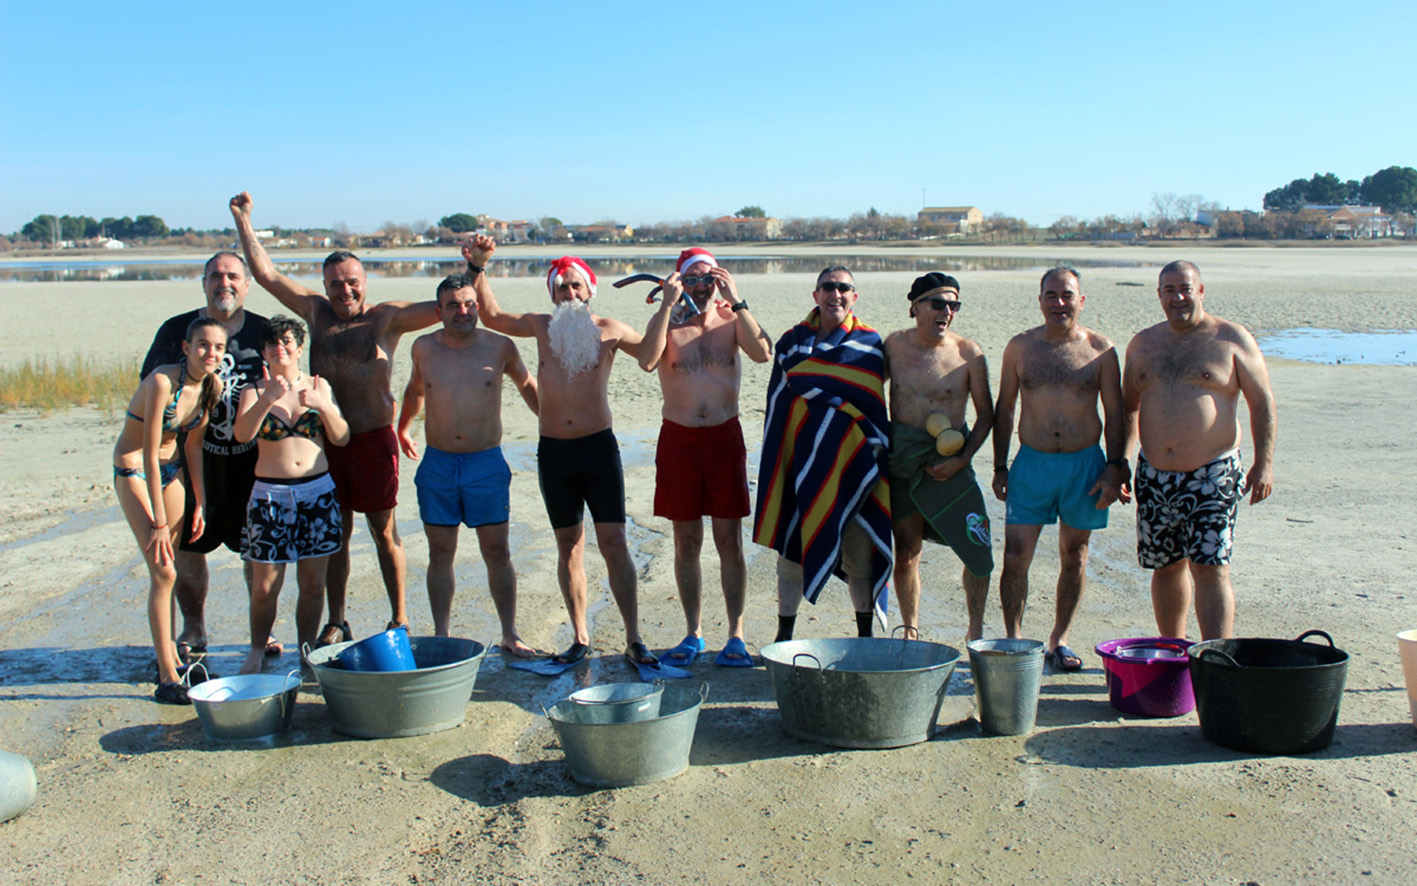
[1095,637,1195,717]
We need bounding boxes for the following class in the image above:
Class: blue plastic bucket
[338,629,416,672]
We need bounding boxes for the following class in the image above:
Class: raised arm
[300,375,350,448]
[463,235,539,338]
[229,191,322,320]
[717,267,772,363]
[638,273,678,372]
[395,341,428,459]
[504,337,539,415]
[1090,343,1131,507]
[612,317,645,360]
[991,337,1022,500]
[1234,328,1276,504]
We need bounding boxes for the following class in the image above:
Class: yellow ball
[935,428,965,457]
[924,413,952,438]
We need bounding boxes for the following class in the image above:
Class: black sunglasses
[916,297,961,312]
[817,281,856,293]
[681,274,715,287]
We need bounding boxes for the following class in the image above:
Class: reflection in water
[1260,328,1417,366]
[0,253,1146,283]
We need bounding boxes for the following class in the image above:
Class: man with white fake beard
[463,237,664,672]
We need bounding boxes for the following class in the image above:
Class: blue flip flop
[509,658,579,676]
[626,642,691,680]
[509,643,591,677]
[635,660,692,680]
[663,635,706,667]
[714,637,756,668]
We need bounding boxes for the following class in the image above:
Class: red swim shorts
[653,417,751,522]
[326,425,399,514]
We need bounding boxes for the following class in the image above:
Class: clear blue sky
[3,0,1413,233]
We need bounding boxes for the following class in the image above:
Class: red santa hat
[547,256,597,298]
[675,247,718,275]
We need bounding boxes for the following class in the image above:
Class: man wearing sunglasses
[639,248,772,667]
[993,267,1128,671]
[885,272,995,641]
[1122,261,1275,641]
[755,267,893,641]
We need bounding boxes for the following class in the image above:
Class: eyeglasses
[681,275,715,288]
[817,281,856,294]
[916,297,961,313]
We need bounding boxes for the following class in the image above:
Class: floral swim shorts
[242,472,343,564]
[1135,449,1243,569]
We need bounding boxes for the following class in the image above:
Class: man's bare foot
[499,636,537,658]
[237,648,266,676]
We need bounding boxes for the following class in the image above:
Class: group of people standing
[113,191,1276,704]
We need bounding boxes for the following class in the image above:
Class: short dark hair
[204,251,248,279]
[816,265,853,286]
[1040,266,1080,291]
[260,314,307,349]
[436,272,476,303]
[1159,260,1200,279]
[323,250,362,270]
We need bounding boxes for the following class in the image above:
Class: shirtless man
[464,236,659,668]
[231,191,436,641]
[884,273,995,641]
[1123,260,1276,640]
[638,248,771,667]
[993,267,1129,670]
[140,252,269,661]
[396,273,539,655]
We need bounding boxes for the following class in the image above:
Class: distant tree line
[1263,166,1417,214]
[18,213,170,243]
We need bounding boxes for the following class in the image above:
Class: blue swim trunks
[414,445,512,528]
[1005,444,1108,530]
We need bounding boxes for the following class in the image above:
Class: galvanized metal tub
[188,672,301,741]
[967,638,1046,735]
[546,683,707,787]
[760,637,961,749]
[307,636,486,738]
[567,682,664,723]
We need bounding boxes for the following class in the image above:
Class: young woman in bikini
[113,317,227,704]
[233,315,349,675]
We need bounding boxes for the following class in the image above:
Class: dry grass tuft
[0,355,141,413]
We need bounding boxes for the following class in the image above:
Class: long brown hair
[185,317,227,417]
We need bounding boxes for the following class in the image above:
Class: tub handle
[1295,629,1335,648]
[181,661,209,687]
[791,652,823,670]
[1198,648,1240,667]
[698,682,711,703]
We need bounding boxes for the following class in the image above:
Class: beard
[547,300,602,376]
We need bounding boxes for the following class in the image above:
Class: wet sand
[1,245,1415,884]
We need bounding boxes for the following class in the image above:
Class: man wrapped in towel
[885,272,995,641]
[754,266,893,642]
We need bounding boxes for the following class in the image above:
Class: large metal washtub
[307,636,486,738]
[760,637,961,749]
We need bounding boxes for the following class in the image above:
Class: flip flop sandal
[314,621,353,649]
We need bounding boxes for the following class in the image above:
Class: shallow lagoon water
[1259,328,1417,365]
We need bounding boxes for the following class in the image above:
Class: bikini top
[126,377,204,433]
[256,409,324,442]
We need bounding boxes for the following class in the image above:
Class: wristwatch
[731,300,749,313]
[466,262,485,275]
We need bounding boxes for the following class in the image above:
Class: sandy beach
[1,244,1414,885]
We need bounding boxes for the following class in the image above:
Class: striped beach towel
[753,309,893,619]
